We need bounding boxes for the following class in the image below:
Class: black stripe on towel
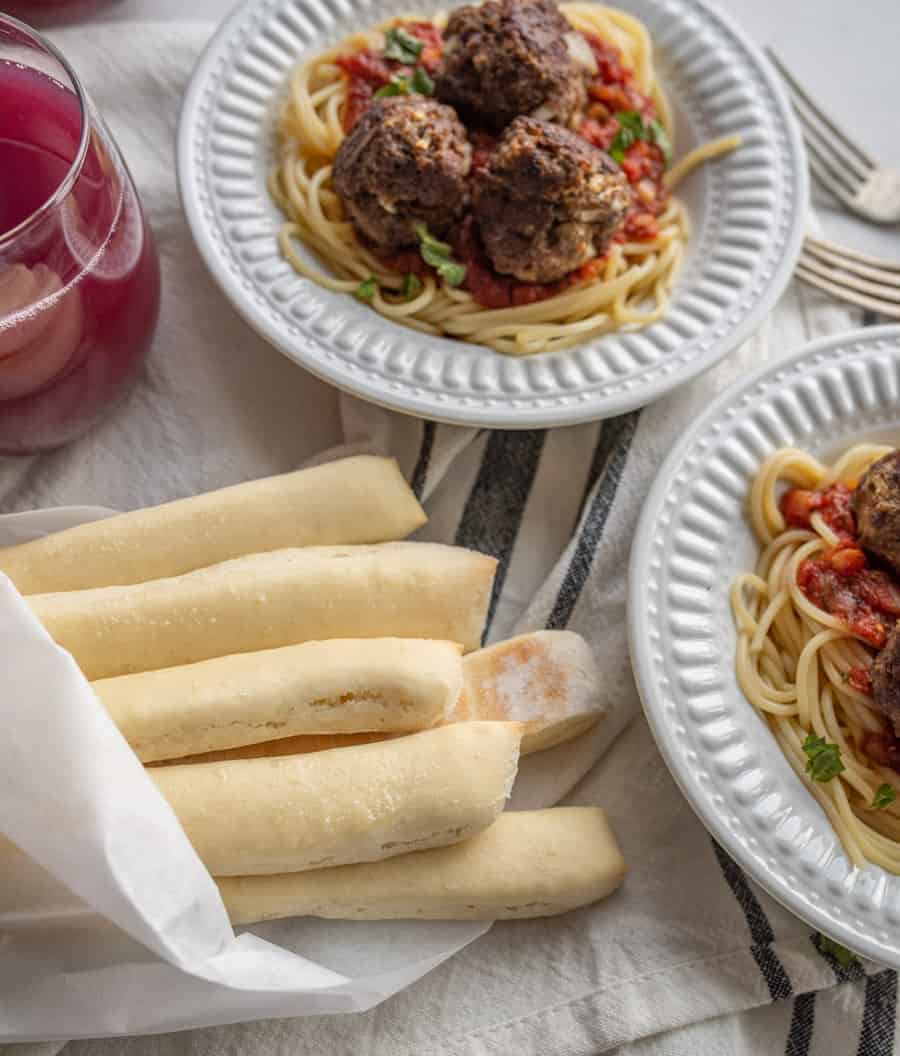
[784,992,816,1056]
[454,429,546,637]
[857,970,898,1056]
[575,415,635,526]
[410,422,436,500]
[545,410,639,630]
[711,840,793,1001]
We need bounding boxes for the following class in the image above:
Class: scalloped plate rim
[628,323,900,965]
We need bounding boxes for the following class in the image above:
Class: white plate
[628,324,900,965]
[176,0,807,429]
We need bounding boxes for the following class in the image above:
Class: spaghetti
[269,4,740,355]
[731,444,900,872]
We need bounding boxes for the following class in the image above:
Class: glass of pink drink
[0,15,160,453]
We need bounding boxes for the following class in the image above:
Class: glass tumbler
[0,15,161,453]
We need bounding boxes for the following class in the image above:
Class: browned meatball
[873,622,900,733]
[472,117,630,284]
[435,0,586,132]
[332,97,471,251]
[853,451,900,575]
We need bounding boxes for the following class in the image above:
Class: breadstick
[145,630,602,765]
[96,638,462,763]
[30,542,496,680]
[150,722,520,876]
[453,630,604,753]
[218,808,626,922]
[0,456,425,594]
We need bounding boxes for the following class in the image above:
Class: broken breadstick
[218,808,626,923]
[453,630,604,753]
[0,456,425,594]
[143,630,603,765]
[150,722,520,876]
[30,542,497,680]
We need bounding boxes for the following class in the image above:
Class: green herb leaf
[355,276,378,301]
[375,68,434,98]
[410,66,435,96]
[375,74,410,97]
[609,110,672,169]
[402,272,423,300]
[818,935,858,969]
[415,223,466,287]
[416,224,452,260]
[438,260,466,286]
[609,109,643,163]
[802,734,845,783]
[648,118,672,166]
[383,26,424,64]
[872,783,897,810]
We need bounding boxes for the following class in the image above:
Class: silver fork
[797,236,900,318]
[767,49,900,224]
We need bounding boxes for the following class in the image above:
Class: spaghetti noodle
[269,4,740,355]
[732,444,900,872]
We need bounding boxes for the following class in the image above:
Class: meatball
[435,0,586,131]
[873,622,900,733]
[472,117,630,284]
[332,97,471,251]
[853,451,900,575]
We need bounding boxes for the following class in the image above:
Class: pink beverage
[0,21,160,453]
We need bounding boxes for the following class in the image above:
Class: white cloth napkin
[1,19,896,1056]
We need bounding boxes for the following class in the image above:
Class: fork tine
[797,264,900,319]
[803,133,864,197]
[803,240,900,288]
[766,49,876,174]
[800,250,900,302]
[805,236,900,274]
[806,149,863,212]
[786,92,872,185]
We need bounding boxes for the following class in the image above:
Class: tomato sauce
[861,732,900,770]
[781,483,856,540]
[848,666,874,695]
[337,22,443,132]
[781,483,900,649]
[577,33,668,241]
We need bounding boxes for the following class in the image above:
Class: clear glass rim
[0,13,90,249]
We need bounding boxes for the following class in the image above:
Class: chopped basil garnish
[648,118,672,166]
[410,66,435,96]
[872,783,897,810]
[415,224,466,287]
[383,26,424,64]
[609,110,645,163]
[375,68,434,98]
[818,935,857,969]
[609,110,671,167]
[802,733,845,783]
[355,276,377,301]
[402,272,424,299]
[375,75,407,98]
